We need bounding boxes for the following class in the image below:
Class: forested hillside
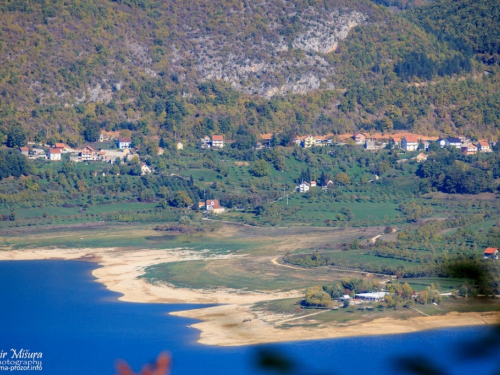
[0,0,499,147]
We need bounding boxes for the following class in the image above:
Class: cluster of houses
[255,132,495,155]
[18,135,155,176]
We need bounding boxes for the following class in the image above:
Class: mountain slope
[0,0,498,145]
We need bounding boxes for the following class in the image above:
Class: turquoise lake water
[0,260,498,374]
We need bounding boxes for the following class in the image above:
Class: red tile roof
[55,143,66,148]
[49,148,61,154]
[260,133,273,140]
[119,137,131,143]
[404,136,419,143]
[19,147,29,152]
[484,247,498,254]
[478,141,489,147]
[206,199,221,209]
[212,135,224,141]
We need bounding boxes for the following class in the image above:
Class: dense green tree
[6,125,27,148]
[250,159,269,177]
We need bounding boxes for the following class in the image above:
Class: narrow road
[407,306,430,317]
[271,257,391,277]
[275,310,331,325]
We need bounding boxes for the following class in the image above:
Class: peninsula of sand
[1,247,498,347]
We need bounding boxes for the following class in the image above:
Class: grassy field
[0,202,159,219]
[389,277,464,292]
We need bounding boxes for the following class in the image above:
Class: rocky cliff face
[170,7,367,97]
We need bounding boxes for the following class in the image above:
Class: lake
[0,260,498,374]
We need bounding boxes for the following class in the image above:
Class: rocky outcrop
[172,7,367,97]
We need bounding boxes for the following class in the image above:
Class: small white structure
[140,163,151,175]
[436,139,447,148]
[200,136,211,149]
[176,141,183,150]
[118,137,131,149]
[354,292,388,301]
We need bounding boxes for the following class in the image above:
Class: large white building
[48,148,61,161]
[118,137,131,149]
[401,136,419,151]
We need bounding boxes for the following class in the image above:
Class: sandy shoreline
[1,247,498,347]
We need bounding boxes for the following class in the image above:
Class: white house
[212,135,224,149]
[81,146,98,161]
[200,136,211,149]
[118,137,131,149]
[302,135,316,148]
[477,141,491,152]
[48,148,62,161]
[445,137,462,149]
[19,147,29,156]
[140,163,152,175]
[402,136,419,151]
[298,182,310,193]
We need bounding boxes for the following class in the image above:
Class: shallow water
[0,260,498,374]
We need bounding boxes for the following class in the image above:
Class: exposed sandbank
[1,248,498,347]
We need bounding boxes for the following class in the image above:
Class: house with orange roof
[81,146,98,161]
[212,135,224,149]
[415,153,428,163]
[48,148,61,161]
[19,147,29,156]
[260,133,273,147]
[402,136,419,151]
[206,199,225,213]
[484,247,498,259]
[477,141,491,152]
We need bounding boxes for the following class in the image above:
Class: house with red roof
[19,147,29,156]
[205,199,225,213]
[483,247,498,259]
[212,135,224,149]
[477,141,491,152]
[402,136,419,151]
[81,146,98,161]
[48,148,61,161]
[118,137,132,149]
